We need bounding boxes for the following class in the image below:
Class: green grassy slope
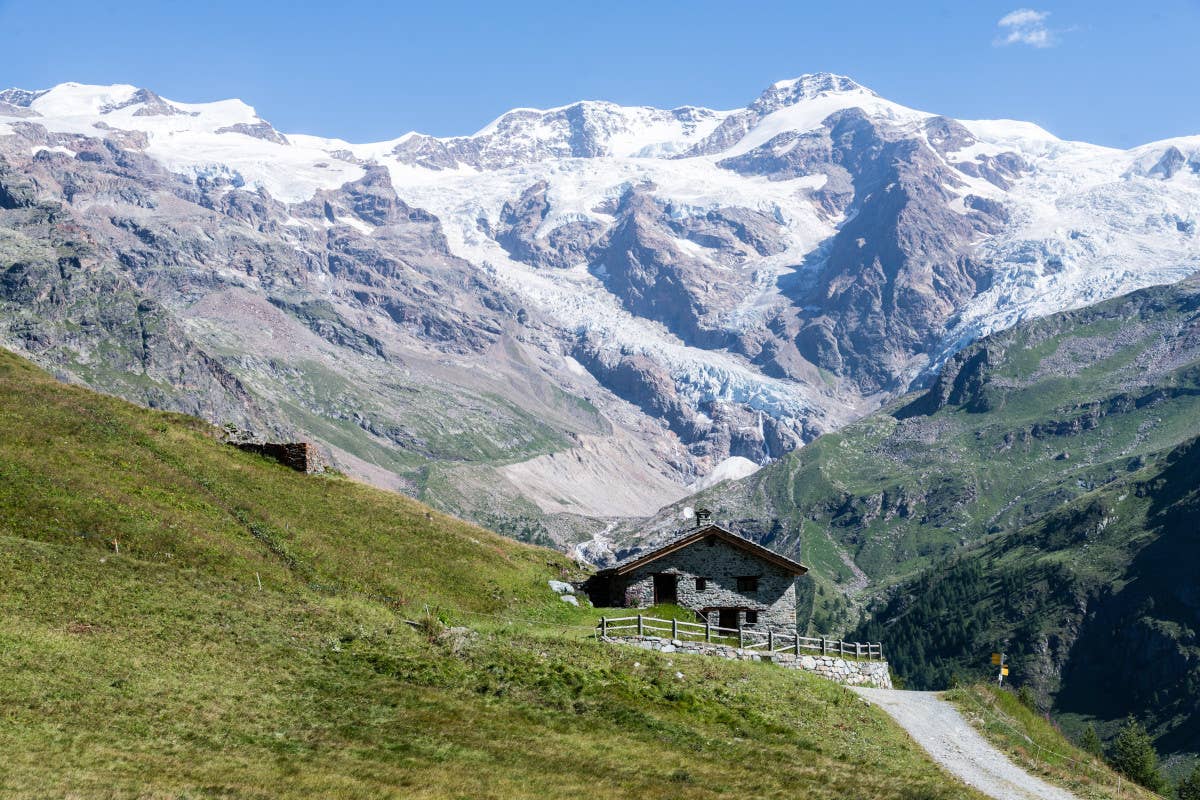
[0,349,981,799]
[854,434,1200,774]
[947,684,1162,800]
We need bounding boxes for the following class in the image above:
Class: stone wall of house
[234,441,323,473]
[603,635,893,689]
[620,536,797,630]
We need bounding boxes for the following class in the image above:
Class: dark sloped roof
[604,524,808,577]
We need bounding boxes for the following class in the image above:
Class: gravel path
[852,688,1080,800]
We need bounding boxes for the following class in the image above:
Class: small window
[695,577,707,591]
[736,576,759,593]
[745,611,759,625]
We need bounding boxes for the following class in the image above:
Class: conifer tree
[1079,724,1104,758]
[1177,764,1200,800]
[1109,717,1167,793]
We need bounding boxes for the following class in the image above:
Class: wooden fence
[598,614,884,661]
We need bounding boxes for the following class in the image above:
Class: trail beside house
[852,688,1080,800]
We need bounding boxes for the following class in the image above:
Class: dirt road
[852,688,1079,800]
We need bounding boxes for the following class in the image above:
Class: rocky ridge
[1,76,1198,539]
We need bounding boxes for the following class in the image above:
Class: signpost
[991,652,1009,686]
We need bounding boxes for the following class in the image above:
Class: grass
[947,684,1163,800]
[0,348,984,799]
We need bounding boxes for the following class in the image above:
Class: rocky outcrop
[494,181,604,268]
[216,121,289,145]
[3,75,1199,544]
[585,187,788,348]
[793,112,1007,390]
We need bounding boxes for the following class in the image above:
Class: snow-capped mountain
[1,75,1197,540]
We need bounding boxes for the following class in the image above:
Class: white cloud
[999,9,1048,27]
[995,8,1057,48]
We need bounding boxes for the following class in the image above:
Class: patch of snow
[336,214,373,235]
[688,456,763,492]
[562,355,589,377]
[722,90,931,158]
[31,145,76,157]
[9,77,1200,451]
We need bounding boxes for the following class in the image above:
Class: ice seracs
[3,73,1199,502]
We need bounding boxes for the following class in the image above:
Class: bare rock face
[0,119,555,491]
[216,122,289,145]
[586,186,789,349]
[0,88,48,107]
[0,202,268,430]
[0,101,40,118]
[101,88,196,118]
[713,107,1016,392]
[1148,146,1187,180]
[3,75,1198,541]
[495,181,605,269]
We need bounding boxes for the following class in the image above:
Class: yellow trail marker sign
[1001,666,1010,676]
[991,653,1003,665]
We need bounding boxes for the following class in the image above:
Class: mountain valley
[4,70,1200,779]
[3,75,1199,542]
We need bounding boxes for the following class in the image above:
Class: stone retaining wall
[602,635,893,689]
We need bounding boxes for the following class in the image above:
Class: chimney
[695,508,712,526]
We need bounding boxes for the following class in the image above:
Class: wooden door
[653,573,677,605]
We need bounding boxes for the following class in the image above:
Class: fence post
[794,634,800,656]
[768,629,774,652]
[705,618,711,642]
[600,616,607,637]
[672,618,678,640]
[637,614,643,637]
[856,642,862,659]
[738,624,744,650]
[822,637,827,656]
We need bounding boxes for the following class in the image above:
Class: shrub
[1079,724,1104,758]
[1016,685,1038,712]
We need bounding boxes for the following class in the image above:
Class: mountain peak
[753,73,875,113]
[0,87,49,108]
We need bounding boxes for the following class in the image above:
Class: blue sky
[2,0,1197,147]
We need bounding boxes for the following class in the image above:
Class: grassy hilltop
[0,347,988,799]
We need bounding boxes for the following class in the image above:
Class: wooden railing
[597,614,884,661]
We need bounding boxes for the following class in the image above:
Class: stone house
[583,520,808,631]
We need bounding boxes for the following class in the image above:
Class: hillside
[946,684,1163,800]
[613,276,1200,770]
[856,433,1200,775]
[0,348,984,799]
[623,275,1200,631]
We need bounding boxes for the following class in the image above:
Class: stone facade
[603,635,893,689]
[234,441,323,473]
[584,525,806,632]
[620,536,798,630]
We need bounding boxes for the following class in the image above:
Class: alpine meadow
[2,5,1199,797]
